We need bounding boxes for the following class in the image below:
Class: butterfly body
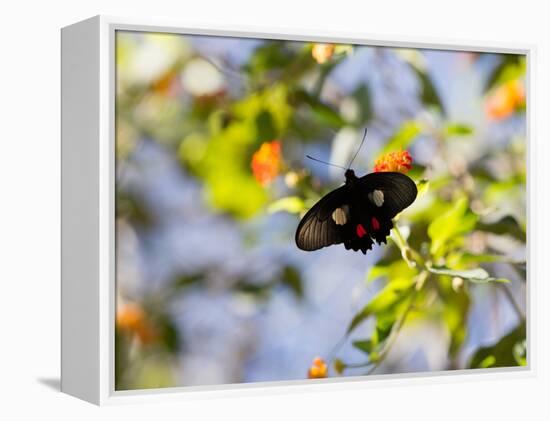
[295,169,417,254]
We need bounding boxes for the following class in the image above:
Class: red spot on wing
[371,217,380,231]
[356,224,367,238]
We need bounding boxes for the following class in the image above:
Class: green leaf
[444,123,474,137]
[157,314,180,353]
[291,89,346,129]
[267,196,306,214]
[233,265,304,302]
[429,266,488,280]
[513,340,527,366]
[234,280,272,299]
[353,340,374,354]
[116,190,155,227]
[469,278,511,284]
[367,265,391,283]
[183,119,268,219]
[427,197,478,258]
[333,358,346,375]
[406,63,445,113]
[478,355,497,368]
[352,84,373,125]
[428,266,510,284]
[456,252,505,265]
[484,178,523,205]
[281,266,304,299]
[468,324,526,368]
[485,55,526,92]
[477,215,526,242]
[416,179,430,198]
[441,286,471,356]
[172,273,203,289]
[131,357,177,389]
[244,41,296,77]
[379,120,422,155]
[184,83,294,220]
[352,313,397,360]
[347,279,414,333]
[367,260,418,283]
[374,314,396,343]
[232,83,292,134]
[333,45,354,56]
[255,110,277,141]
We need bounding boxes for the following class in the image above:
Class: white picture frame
[61,15,535,405]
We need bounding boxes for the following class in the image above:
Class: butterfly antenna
[347,127,368,169]
[306,155,347,170]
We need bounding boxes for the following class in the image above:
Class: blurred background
[114,31,526,390]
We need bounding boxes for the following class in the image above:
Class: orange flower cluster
[485,79,525,121]
[312,43,335,64]
[373,150,413,174]
[116,302,157,345]
[307,357,328,379]
[251,140,283,186]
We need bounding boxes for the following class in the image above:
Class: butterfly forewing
[295,187,346,251]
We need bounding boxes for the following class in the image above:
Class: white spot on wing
[369,190,384,207]
[332,205,349,225]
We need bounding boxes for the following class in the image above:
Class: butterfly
[295,167,417,255]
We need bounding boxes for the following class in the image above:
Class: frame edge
[61,15,101,405]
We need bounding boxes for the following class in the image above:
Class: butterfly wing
[295,186,347,251]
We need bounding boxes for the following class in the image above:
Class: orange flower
[116,302,157,345]
[312,44,335,64]
[152,69,178,95]
[307,356,328,379]
[485,79,525,121]
[374,150,413,173]
[251,140,283,186]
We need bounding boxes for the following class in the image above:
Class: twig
[392,224,426,268]
[498,283,525,323]
[326,333,349,363]
[342,361,374,370]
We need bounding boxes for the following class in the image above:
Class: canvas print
[115,30,527,390]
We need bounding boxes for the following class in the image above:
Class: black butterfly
[295,169,417,254]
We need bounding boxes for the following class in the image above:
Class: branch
[498,283,525,323]
[392,224,426,268]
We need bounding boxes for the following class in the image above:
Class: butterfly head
[345,169,357,183]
